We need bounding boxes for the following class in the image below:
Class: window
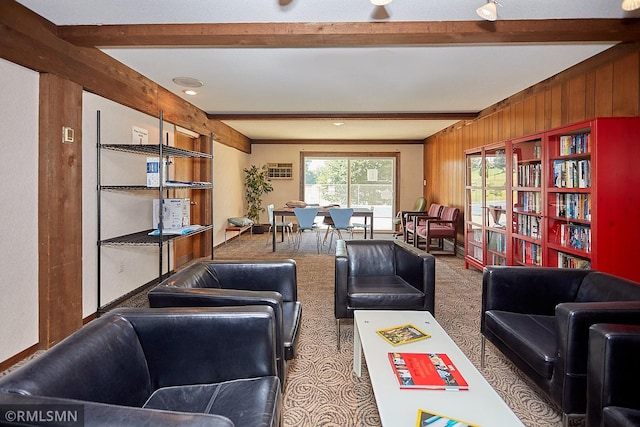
[301,153,398,231]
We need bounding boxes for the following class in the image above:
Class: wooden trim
[209,112,478,121]
[254,139,424,145]
[58,19,640,48]
[0,344,40,373]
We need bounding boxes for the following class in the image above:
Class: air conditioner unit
[267,162,293,180]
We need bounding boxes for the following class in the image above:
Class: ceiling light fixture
[622,0,640,10]
[370,0,392,5]
[172,77,204,88]
[333,122,345,126]
[183,89,198,96]
[476,0,499,21]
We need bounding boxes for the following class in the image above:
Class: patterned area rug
[3,229,583,426]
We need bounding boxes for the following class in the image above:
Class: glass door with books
[511,135,544,267]
[464,149,484,270]
[545,125,592,269]
[484,143,509,266]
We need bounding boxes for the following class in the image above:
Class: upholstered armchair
[481,266,640,426]
[0,307,281,427]
[392,196,428,239]
[148,259,302,386]
[587,323,640,427]
[403,202,443,244]
[410,206,460,255]
[334,239,436,349]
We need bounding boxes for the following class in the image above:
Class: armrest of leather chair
[393,240,436,313]
[334,240,349,319]
[482,266,589,315]
[0,393,235,427]
[114,307,279,388]
[587,323,640,427]
[207,260,298,302]
[551,302,640,415]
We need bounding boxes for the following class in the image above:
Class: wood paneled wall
[423,42,640,244]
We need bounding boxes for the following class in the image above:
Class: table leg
[369,216,374,239]
[272,211,276,252]
[353,319,362,377]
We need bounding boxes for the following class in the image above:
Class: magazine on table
[388,352,469,390]
[376,324,431,345]
[415,409,479,426]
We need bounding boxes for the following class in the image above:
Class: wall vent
[267,162,293,179]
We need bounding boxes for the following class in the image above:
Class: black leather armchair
[0,307,281,427]
[481,266,640,426]
[148,260,302,386]
[587,323,640,427]
[334,239,436,349]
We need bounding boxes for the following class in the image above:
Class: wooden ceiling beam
[58,19,640,48]
[252,139,425,144]
[208,112,478,121]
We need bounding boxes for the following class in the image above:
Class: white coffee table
[354,310,524,427]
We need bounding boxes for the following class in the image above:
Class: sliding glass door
[303,155,396,231]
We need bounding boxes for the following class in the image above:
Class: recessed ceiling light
[172,77,204,88]
[333,122,345,126]
[183,89,198,96]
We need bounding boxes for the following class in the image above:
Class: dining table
[271,206,374,252]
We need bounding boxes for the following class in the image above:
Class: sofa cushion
[144,377,280,427]
[347,242,396,276]
[348,276,425,308]
[576,272,640,303]
[484,311,556,379]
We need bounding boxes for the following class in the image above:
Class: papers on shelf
[148,225,203,236]
[164,180,211,187]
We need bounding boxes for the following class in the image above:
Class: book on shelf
[416,409,479,427]
[148,225,202,236]
[388,352,469,390]
[376,324,431,346]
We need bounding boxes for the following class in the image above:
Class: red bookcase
[465,117,640,282]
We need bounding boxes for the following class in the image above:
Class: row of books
[513,213,541,239]
[515,163,542,187]
[554,193,591,221]
[558,223,592,252]
[559,133,591,156]
[515,240,542,266]
[487,231,506,253]
[553,159,591,188]
[515,191,542,214]
[557,252,591,269]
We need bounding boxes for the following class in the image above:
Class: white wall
[82,93,174,315]
[0,59,39,361]
[212,141,250,246]
[249,143,424,226]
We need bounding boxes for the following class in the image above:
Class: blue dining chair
[266,204,293,247]
[327,208,354,251]
[293,207,321,253]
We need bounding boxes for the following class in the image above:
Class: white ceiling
[16,0,637,141]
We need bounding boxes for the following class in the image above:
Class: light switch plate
[62,126,74,144]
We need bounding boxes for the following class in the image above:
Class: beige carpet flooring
[3,229,583,426]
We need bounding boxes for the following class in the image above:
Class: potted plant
[243,164,274,234]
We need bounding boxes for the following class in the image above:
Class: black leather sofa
[481,266,640,426]
[148,260,302,385]
[587,323,640,427]
[334,239,436,349]
[0,307,282,427]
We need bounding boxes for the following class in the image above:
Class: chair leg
[336,319,341,351]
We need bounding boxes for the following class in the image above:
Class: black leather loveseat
[0,307,282,427]
[334,239,436,349]
[587,323,640,427]
[481,266,640,426]
[148,260,301,385]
